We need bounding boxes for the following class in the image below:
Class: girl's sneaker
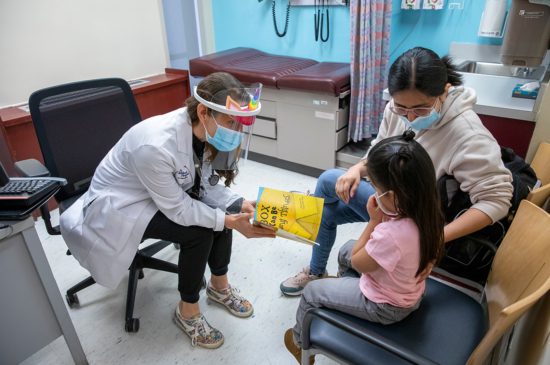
[206,283,254,318]
[173,306,224,349]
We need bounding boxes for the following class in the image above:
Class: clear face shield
[193,83,262,170]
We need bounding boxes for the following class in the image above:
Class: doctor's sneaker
[206,283,254,318]
[173,306,224,349]
[280,266,328,296]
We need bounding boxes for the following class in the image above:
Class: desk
[0,217,87,364]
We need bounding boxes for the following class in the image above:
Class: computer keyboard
[0,179,53,195]
[0,178,62,209]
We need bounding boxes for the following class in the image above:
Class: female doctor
[60,72,275,349]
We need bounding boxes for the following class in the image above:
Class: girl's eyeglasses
[389,99,439,117]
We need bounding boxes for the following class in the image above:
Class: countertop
[382,71,548,122]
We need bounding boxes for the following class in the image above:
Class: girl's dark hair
[185,72,244,186]
[366,130,444,276]
[388,47,463,97]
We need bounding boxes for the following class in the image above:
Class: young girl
[284,130,445,363]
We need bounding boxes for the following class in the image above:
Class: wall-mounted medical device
[501,0,550,66]
[479,0,508,37]
[289,0,347,5]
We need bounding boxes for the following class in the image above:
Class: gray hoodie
[369,86,513,223]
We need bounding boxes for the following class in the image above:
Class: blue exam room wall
[389,0,509,64]
[211,0,351,63]
[208,0,508,64]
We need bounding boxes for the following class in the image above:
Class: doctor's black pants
[142,211,232,303]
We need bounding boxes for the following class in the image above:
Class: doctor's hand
[225,213,276,239]
[335,165,362,204]
[241,200,256,214]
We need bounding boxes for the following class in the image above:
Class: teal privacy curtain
[349,0,392,141]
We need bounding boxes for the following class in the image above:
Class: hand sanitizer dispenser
[501,0,550,66]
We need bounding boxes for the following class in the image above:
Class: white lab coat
[60,107,241,289]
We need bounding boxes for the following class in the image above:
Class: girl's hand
[241,200,256,214]
[366,195,383,224]
[416,262,434,283]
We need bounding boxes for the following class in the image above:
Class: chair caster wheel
[66,293,79,307]
[125,318,140,333]
[138,269,144,279]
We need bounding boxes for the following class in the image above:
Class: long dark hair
[186,72,243,186]
[366,130,444,276]
[388,47,462,97]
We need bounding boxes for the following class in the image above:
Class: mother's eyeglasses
[389,99,439,117]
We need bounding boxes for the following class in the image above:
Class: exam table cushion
[189,48,350,96]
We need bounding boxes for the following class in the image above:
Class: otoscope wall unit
[289,0,348,5]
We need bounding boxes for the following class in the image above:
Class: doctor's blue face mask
[204,114,243,152]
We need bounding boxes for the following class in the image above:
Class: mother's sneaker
[280,266,327,296]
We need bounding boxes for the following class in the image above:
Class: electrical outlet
[448,0,464,10]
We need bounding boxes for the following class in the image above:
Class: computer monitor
[0,162,9,187]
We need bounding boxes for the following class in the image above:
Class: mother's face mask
[393,98,442,132]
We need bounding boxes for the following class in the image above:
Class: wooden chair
[530,142,550,186]
[301,200,550,365]
[527,183,550,212]
[525,141,550,215]
[504,182,550,365]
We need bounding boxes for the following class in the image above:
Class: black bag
[437,147,538,285]
[501,146,538,215]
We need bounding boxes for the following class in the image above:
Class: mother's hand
[225,213,276,238]
[335,166,362,204]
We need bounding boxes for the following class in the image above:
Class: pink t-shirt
[359,217,424,308]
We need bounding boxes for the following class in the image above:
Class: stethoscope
[188,159,220,200]
[314,0,329,42]
[207,173,220,186]
[193,156,220,187]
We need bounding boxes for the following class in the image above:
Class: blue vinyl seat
[301,200,550,365]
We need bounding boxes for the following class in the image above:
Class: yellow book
[254,187,324,245]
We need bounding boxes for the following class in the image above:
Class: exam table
[190,48,350,174]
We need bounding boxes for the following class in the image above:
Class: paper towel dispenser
[501,0,550,66]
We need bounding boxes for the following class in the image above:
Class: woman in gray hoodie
[280,47,513,296]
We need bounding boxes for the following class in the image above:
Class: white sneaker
[173,306,224,349]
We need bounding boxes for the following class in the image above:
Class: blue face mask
[399,108,441,131]
[204,115,243,152]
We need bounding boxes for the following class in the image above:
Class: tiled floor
[22,160,365,365]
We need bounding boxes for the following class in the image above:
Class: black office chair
[25,78,178,333]
[300,200,550,365]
